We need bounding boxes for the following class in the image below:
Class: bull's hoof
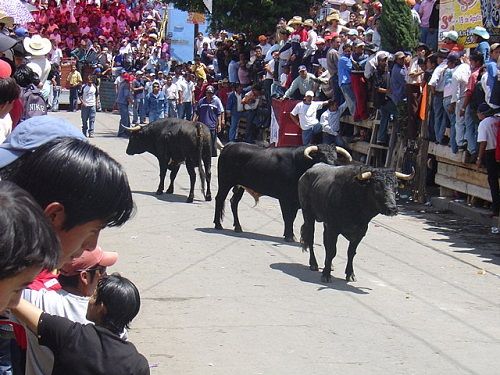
[155,190,163,195]
[321,274,332,283]
[166,186,174,194]
[205,194,212,201]
[214,223,223,230]
[309,265,319,271]
[284,236,296,243]
[234,225,243,233]
[346,274,357,282]
[186,196,194,203]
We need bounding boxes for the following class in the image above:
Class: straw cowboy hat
[0,11,14,28]
[23,35,51,56]
[303,19,314,28]
[287,16,303,26]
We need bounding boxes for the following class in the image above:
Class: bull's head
[122,124,150,156]
[303,145,352,165]
[355,168,415,216]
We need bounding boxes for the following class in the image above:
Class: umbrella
[0,0,34,25]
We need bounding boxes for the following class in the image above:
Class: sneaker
[89,132,95,138]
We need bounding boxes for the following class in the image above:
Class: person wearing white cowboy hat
[23,35,52,84]
[287,16,303,27]
[471,26,490,61]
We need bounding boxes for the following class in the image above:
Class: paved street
[51,111,499,375]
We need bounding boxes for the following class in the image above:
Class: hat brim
[0,34,17,53]
[99,251,118,267]
[0,147,24,169]
[23,37,52,56]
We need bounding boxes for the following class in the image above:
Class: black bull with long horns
[298,163,414,283]
[213,143,353,242]
[123,119,212,203]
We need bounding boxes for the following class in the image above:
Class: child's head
[327,99,339,111]
[0,181,59,310]
[1,135,134,265]
[476,103,492,120]
[87,273,140,334]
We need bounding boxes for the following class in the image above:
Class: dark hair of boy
[12,64,37,88]
[0,77,20,105]
[94,273,141,335]
[0,181,59,280]
[0,137,134,230]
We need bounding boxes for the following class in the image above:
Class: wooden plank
[349,141,370,154]
[428,143,466,163]
[437,163,491,189]
[435,156,487,173]
[435,174,492,202]
[341,115,379,129]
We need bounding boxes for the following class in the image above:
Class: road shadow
[398,203,500,266]
[270,262,370,294]
[132,190,194,204]
[196,227,302,248]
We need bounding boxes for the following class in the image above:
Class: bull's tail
[196,123,207,198]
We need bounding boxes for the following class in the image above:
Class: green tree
[379,0,419,53]
[170,0,313,37]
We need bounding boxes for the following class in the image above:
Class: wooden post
[415,85,431,203]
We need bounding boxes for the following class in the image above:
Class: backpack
[21,84,47,120]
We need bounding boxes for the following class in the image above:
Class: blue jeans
[302,123,322,145]
[378,99,397,143]
[420,27,438,51]
[330,74,344,105]
[51,86,61,111]
[132,97,145,124]
[465,106,479,154]
[69,87,79,111]
[322,132,347,148]
[433,92,448,143]
[443,96,457,153]
[340,84,356,117]
[178,102,193,120]
[166,99,178,118]
[245,109,258,143]
[118,103,130,136]
[229,111,243,141]
[81,105,96,136]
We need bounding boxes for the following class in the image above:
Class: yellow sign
[439,0,483,48]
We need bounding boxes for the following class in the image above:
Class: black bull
[298,164,414,283]
[213,143,353,241]
[124,119,212,203]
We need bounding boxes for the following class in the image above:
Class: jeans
[322,132,347,148]
[302,123,322,145]
[149,111,164,123]
[340,84,356,117]
[229,111,243,141]
[464,106,479,154]
[443,96,457,153]
[329,74,344,105]
[420,27,438,52]
[81,105,96,136]
[484,150,500,215]
[245,109,258,143]
[51,86,61,111]
[433,92,448,143]
[132,97,145,124]
[454,97,466,147]
[69,86,79,111]
[378,99,397,143]
[178,102,193,120]
[166,99,178,118]
[118,103,130,136]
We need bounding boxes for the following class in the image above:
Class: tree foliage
[170,0,314,37]
[379,0,419,53]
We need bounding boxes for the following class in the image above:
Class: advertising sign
[439,0,483,48]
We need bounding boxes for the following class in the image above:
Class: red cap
[0,60,12,78]
[59,246,118,276]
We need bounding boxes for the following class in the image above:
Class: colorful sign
[439,0,483,48]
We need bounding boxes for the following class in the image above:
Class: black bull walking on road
[213,143,353,241]
[124,119,213,203]
[298,164,414,283]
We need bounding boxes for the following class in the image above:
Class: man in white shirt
[428,48,449,144]
[163,75,181,118]
[49,41,63,66]
[449,53,471,150]
[21,246,118,375]
[290,90,328,145]
[79,75,97,137]
[178,73,195,120]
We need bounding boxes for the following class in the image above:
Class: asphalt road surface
[52,111,500,375]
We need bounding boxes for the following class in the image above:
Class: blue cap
[0,116,86,168]
[14,27,28,37]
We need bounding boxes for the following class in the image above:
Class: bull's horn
[303,145,318,160]
[395,167,415,180]
[357,171,372,180]
[335,146,352,162]
[120,124,142,132]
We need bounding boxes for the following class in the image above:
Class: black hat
[437,48,450,58]
[364,43,378,53]
[415,42,430,52]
